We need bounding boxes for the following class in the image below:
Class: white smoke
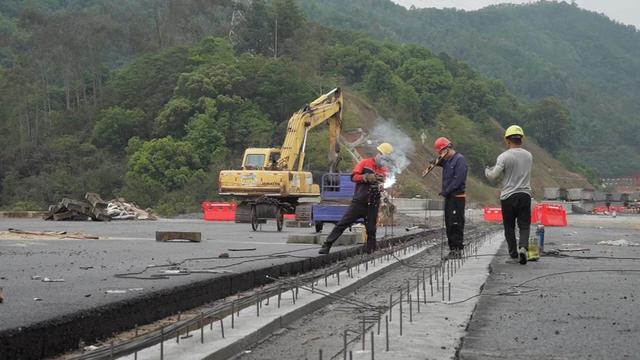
[369,119,415,189]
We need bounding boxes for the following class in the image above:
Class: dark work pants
[325,198,379,252]
[444,197,465,250]
[501,192,531,256]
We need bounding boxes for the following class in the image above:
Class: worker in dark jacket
[434,137,468,259]
[319,143,394,254]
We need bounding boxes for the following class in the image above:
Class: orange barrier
[531,204,567,227]
[483,207,503,222]
[202,202,237,221]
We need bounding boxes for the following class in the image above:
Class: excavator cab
[241,148,281,170]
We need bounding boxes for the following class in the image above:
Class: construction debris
[597,239,640,247]
[43,193,156,221]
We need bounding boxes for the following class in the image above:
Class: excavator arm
[277,88,343,172]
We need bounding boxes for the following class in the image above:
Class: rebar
[410,293,415,323]
[385,315,389,352]
[160,326,164,360]
[362,316,366,350]
[399,292,403,336]
[200,313,204,344]
[416,278,421,312]
[343,330,347,360]
[442,267,445,302]
[370,331,375,360]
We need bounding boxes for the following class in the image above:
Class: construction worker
[433,137,468,259]
[485,125,532,265]
[319,143,394,255]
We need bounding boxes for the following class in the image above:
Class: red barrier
[531,204,567,227]
[593,206,608,214]
[483,207,503,222]
[202,202,237,221]
[284,213,296,220]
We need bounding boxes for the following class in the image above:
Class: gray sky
[392,0,640,29]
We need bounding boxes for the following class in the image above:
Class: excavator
[218,88,344,231]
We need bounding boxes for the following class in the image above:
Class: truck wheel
[315,221,323,233]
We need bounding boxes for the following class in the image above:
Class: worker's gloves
[364,174,385,183]
[364,174,378,183]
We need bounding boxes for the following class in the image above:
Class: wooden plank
[53,210,75,221]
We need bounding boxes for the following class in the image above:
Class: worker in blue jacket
[433,137,468,259]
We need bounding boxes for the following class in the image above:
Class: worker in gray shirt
[485,125,532,265]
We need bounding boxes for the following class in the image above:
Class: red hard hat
[434,137,451,152]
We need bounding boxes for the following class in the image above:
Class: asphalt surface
[0,218,366,332]
[460,219,640,359]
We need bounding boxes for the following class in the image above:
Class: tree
[363,60,395,101]
[236,0,273,55]
[184,97,227,166]
[124,136,202,201]
[270,0,307,56]
[524,97,572,155]
[154,97,194,138]
[93,107,145,151]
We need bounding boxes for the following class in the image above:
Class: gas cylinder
[536,224,545,252]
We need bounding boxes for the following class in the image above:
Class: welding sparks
[384,174,396,189]
[370,119,414,191]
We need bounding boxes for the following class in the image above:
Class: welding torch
[421,154,445,177]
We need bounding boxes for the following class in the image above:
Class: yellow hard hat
[377,142,393,155]
[504,125,524,138]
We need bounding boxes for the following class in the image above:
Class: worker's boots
[318,243,332,255]
[444,249,461,260]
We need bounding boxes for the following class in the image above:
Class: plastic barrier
[531,204,567,227]
[284,213,296,220]
[593,206,608,215]
[483,207,503,222]
[202,202,237,221]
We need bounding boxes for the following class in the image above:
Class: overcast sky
[392,0,639,29]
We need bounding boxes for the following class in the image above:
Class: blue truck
[312,173,364,233]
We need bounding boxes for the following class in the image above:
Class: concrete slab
[286,234,318,244]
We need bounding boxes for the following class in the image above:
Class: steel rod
[385,315,389,352]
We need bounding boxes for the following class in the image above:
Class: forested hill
[297,0,640,177]
[0,0,590,213]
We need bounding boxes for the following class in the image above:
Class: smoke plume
[368,119,415,188]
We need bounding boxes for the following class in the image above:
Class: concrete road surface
[0,218,358,332]
[460,218,640,359]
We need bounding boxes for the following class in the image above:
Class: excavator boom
[218,88,344,205]
[278,88,343,172]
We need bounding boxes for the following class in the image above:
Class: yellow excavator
[218,88,343,231]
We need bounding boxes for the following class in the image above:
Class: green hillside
[297,0,640,177]
[0,0,591,213]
